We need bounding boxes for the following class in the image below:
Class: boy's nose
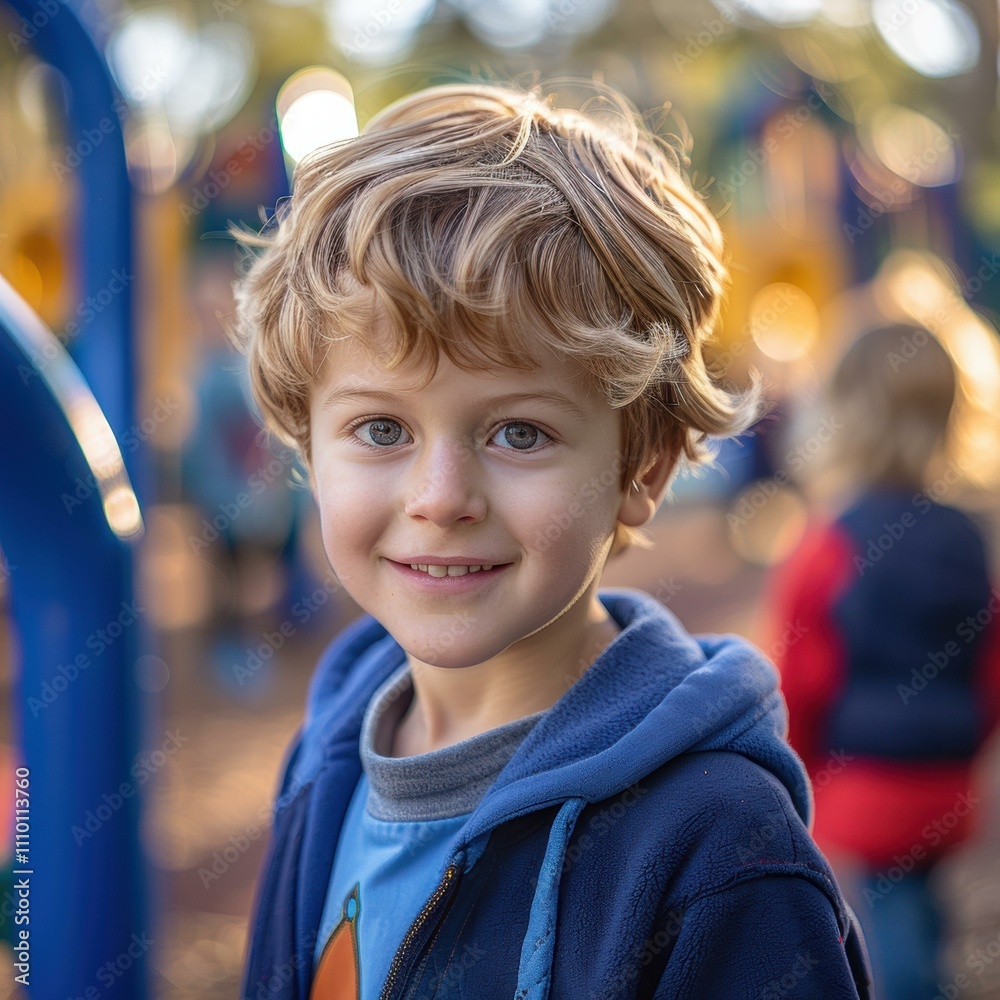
[401,439,487,526]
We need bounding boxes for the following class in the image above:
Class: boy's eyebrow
[321,386,589,421]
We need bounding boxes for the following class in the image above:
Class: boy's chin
[397,631,518,671]
[403,646,499,671]
[391,611,561,671]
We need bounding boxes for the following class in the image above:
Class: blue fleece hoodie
[241,588,873,999]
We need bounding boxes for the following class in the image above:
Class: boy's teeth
[407,563,495,576]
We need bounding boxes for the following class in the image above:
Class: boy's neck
[389,594,621,758]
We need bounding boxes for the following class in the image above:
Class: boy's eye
[491,422,550,451]
[355,418,410,447]
[349,418,549,452]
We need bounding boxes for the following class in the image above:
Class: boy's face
[308,328,653,670]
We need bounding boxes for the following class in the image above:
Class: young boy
[232,83,873,999]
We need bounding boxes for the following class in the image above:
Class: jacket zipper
[379,863,460,1000]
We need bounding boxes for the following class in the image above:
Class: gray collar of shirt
[359,663,546,822]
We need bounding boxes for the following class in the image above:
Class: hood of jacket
[278,587,811,1000]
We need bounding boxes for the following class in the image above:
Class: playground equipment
[0,0,151,995]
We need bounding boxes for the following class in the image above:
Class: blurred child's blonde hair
[828,324,956,489]
[231,81,760,554]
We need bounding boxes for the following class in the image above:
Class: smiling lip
[394,556,509,566]
[386,559,512,586]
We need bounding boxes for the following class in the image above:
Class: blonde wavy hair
[231,81,760,554]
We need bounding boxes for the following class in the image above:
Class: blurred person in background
[767,324,1000,1000]
[181,249,311,692]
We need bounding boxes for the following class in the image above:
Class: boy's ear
[616,448,678,528]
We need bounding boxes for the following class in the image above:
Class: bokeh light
[277,67,359,165]
[865,104,959,187]
[749,283,821,362]
[324,0,437,64]
[872,0,980,78]
[727,485,809,566]
[719,0,822,26]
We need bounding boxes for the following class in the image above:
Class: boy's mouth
[409,563,493,577]
[387,557,511,579]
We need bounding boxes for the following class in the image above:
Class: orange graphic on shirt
[311,883,361,1000]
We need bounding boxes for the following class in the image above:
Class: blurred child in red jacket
[768,324,1000,1000]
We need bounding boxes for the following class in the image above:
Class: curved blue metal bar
[0,276,148,996]
[8,0,135,458]
[2,0,150,996]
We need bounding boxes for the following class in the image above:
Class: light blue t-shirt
[312,664,545,999]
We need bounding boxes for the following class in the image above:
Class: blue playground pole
[0,279,148,996]
[1,0,150,996]
[8,0,136,448]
